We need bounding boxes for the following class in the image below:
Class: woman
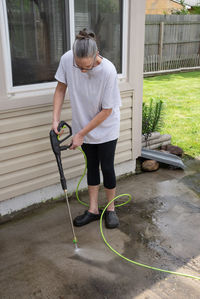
[52,29,121,228]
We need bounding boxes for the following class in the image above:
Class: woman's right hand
[52,120,60,135]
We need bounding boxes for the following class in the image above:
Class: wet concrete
[0,159,200,298]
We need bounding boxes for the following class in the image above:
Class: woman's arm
[52,81,67,134]
[70,108,112,149]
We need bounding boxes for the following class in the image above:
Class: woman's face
[74,55,96,73]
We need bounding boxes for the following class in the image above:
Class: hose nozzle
[73,238,78,250]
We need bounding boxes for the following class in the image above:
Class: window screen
[6,0,70,86]
[6,0,123,87]
[74,0,123,73]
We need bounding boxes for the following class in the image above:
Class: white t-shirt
[55,50,121,144]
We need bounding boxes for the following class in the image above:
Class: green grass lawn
[143,71,200,158]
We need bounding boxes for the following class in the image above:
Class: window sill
[7,81,57,99]
[0,77,133,112]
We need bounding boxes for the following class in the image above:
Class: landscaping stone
[161,144,183,157]
[143,140,170,150]
[142,132,161,142]
[142,132,171,149]
[142,159,159,172]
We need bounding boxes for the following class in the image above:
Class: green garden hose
[76,147,200,281]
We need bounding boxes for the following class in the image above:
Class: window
[74,0,123,73]
[5,0,125,87]
[6,0,69,86]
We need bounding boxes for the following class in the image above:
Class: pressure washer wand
[49,121,78,250]
[64,190,78,250]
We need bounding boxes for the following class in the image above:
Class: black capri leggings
[81,139,117,189]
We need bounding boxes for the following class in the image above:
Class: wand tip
[73,238,78,250]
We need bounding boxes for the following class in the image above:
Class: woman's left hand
[70,132,84,150]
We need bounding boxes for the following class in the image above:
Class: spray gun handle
[57,121,72,147]
[49,121,72,155]
[49,121,72,190]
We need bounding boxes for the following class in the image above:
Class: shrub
[142,98,164,139]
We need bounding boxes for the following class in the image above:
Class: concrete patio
[0,158,200,298]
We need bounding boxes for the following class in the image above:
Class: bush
[142,98,164,139]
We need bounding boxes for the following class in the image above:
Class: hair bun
[76,28,96,41]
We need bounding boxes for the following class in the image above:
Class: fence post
[159,21,164,69]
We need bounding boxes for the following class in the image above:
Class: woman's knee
[101,164,116,189]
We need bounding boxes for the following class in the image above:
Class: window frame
[0,0,128,98]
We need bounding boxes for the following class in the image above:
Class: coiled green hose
[76,147,200,280]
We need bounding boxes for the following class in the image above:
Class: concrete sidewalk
[0,159,200,299]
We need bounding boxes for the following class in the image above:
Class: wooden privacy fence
[144,15,200,74]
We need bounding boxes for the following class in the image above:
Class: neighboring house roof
[145,0,200,15]
[146,0,184,14]
[172,0,200,6]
